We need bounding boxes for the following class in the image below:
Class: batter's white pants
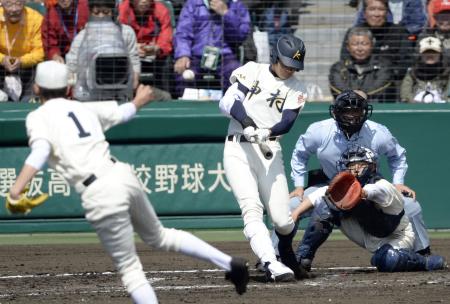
[224,140,294,234]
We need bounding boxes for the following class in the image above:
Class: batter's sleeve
[229,61,258,90]
[283,82,307,111]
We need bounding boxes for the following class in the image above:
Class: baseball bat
[257,139,273,160]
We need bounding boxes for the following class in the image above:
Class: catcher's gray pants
[271,186,430,254]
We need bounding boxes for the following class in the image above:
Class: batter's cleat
[225,257,249,295]
[299,258,312,272]
[264,261,295,282]
[425,255,447,271]
[255,256,280,273]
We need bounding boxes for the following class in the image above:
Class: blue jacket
[174,0,250,59]
[355,0,427,35]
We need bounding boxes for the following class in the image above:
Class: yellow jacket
[0,7,44,68]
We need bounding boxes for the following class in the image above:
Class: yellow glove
[5,189,49,214]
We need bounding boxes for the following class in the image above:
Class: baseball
[182,69,195,81]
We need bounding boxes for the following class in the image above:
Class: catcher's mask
[329,90,372,136]
[337,145,377,185]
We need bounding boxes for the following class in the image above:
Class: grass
[0,230,449,246]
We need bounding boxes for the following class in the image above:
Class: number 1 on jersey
[68,112,91,138]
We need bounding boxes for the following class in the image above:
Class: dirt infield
[0,238,449,304]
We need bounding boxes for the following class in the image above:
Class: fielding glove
[325,171,362,211]
[5,189,49,214]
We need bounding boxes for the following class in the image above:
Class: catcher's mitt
[325,171,362,211]
[5,188,49,214]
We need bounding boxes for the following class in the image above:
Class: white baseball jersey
[307,179,414,252]
[26,98,123,191]
[227,61,306,135]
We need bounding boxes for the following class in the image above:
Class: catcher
[291,145,447,272]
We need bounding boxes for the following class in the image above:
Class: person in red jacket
[41,0,89,63]
[118,0,173,99]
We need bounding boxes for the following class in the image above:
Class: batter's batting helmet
[270,35,306,71]
[329,90,372,135]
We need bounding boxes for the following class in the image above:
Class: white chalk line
[0,266,375,280]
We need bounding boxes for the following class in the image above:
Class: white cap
[419,37,442,53]
[35,61,69,89]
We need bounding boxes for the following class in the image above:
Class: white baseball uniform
[25,98,236,302]
[307,179,415,253]
[220,62,306,265]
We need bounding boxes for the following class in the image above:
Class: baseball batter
[6,61,249,303]
[291,145,447,272]
[219,34,308,281]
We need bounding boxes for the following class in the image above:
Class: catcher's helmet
[337,145,377,185]
[270,35,306,71]
[329,90,372,135]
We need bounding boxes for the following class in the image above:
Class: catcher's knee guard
[296,201,336,261]
[372,244,447,272]
[371,244,427,272]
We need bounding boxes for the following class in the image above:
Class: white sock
[244,222,277,264]
[177,231,232,271]
[130,283,158,304]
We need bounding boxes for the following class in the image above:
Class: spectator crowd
[0,0,448,102]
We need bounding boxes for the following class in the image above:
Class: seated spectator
[400,36,449,103]
[41,0,89,63]
[0,0,44,101]
[173,0,250,98]
[118,0,172,100]
[341,0,415,86]
[355,0,427,35]
[422,0,450,63]
[250,0,294,47]
[65,0,140,101]
[330,27,393,102]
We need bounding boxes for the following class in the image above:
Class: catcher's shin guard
[296,209,335,264]
[276,227,309,279]
[371,244,447,272]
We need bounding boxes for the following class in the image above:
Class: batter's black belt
[226,135,278,143]
[82,158,117,187]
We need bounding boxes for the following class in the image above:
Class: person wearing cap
[340,0,415,97]
[0,0,45,101]
[7,60,251,302]
[218,34,309,282]
[400,36,450,102]
[329,27,393,102]
[422,0,450,63]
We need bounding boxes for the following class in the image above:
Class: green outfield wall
[0,101,449,232]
